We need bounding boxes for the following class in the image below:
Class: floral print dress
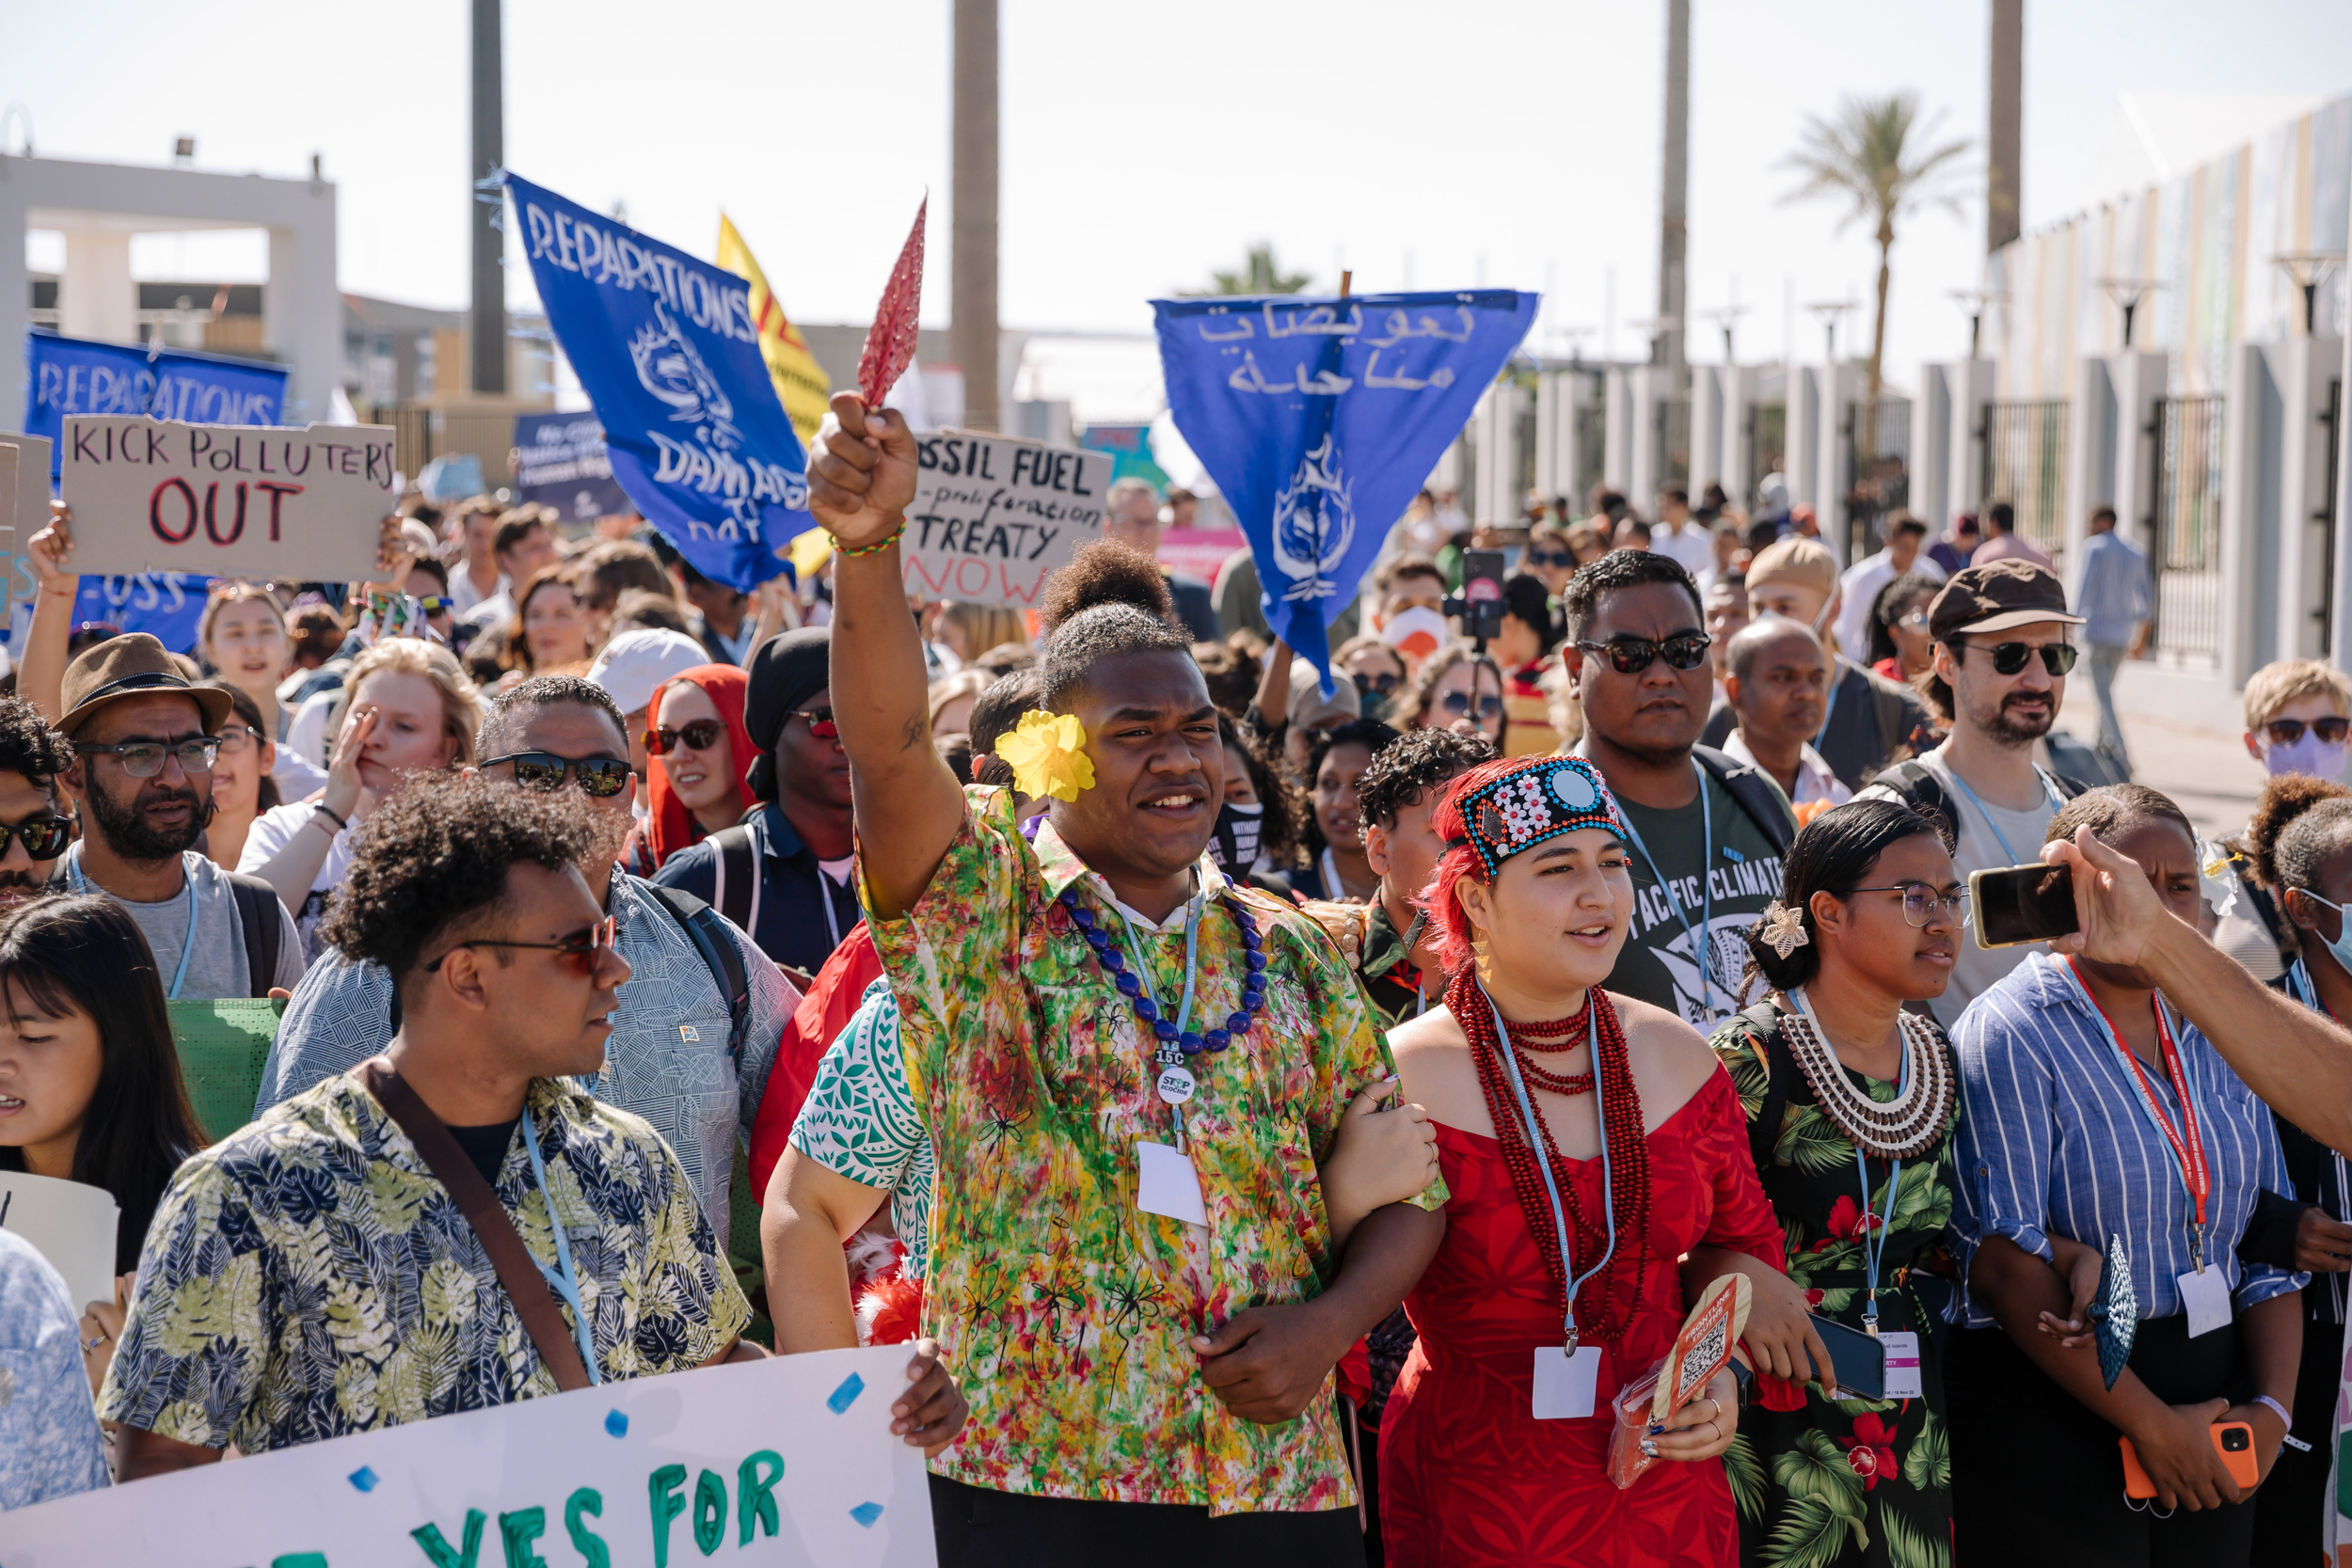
[1708,1006,1960,1568]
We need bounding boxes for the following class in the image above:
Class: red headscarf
[643,664,755,869]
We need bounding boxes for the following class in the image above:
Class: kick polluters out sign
[59,416,397,581]
[2,1345,936,1568]
[898,432,1110,608]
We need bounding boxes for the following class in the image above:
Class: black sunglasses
[644,720,726,755]
[1526,548,1578,568]
[1353,671,1401,697]
[1438,689,1504,720]
[1578,632,1712,674]
[482,752,633,799]
[2265,716,2352,747]
[1965,640,2078,677]
[0,815,73,861]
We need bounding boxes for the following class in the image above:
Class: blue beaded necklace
[1058,886,1266,1056]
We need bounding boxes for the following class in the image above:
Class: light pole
[2271,252,2345,336]
[1703,302,1750,364]
[1805,299,1856,364]
[1948,286,2007,359]
[2096,277,2164,350]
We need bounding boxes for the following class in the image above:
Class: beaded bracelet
[830,520,907,559]
[311,803,348,832]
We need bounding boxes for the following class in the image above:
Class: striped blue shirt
[1948,950,2305,1326]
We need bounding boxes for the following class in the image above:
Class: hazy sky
[11,0,2351,404]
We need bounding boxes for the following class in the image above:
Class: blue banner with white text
[1152,291,1537,689]
[507,173,805,590]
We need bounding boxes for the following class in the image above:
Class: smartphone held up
[1971,862,2080,950]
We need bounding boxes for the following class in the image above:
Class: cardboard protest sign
[0,1169,119,1309]
[59,416,396,581]
[901,432,1110,608]
[0,433,51,650]
[4,1343,936,1567]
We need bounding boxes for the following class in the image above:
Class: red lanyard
[2067,958,2211,1259]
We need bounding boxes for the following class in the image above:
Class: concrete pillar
[950,0,1000,431]
[1717,363,1752,505]
[2220,341,2268,684]
[1534,372,1563,500]
[2273,336,2345,664]
[1785,362,1820,511]
[2062,356,2116,576]
[1472,381,1522,526]
[1910,363,1953,533]
[1689,364,1724,499]
[1603,366,1633,493]
[1813,363,1858,564]
[2110,351,2169,560]
[1627,366,1665,509]
[267,202,343,423]
[1944,358,1998,523]
[0,181,26,433]
[61,230,135,342]
[2334,314,2352,671]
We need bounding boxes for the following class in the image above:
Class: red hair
[644,664,754,868]
[1416,755,1539,981]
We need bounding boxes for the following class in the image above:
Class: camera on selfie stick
[1443,548,1509,654]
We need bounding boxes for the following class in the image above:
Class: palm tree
[1182,243,1312,297]
[1779,93,1970,426]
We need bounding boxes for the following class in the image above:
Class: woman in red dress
[1383,753,1786,1567]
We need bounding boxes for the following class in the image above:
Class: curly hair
[1036,541,1192,711]
[0,695,72,786]
[2242,773,2352,892]
[1356,727,1496,833]
[1741,798,1955,994]
[1037,538,1175,632]
[1557,547,1702,643]
[320,772,598,987]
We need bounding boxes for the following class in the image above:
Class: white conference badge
[1136,1141,1210,1226]
[1531,1345,1604,1419]
[2179,1261,2234,1338]
[1880,1331,1925,1400]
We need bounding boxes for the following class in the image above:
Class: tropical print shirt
[866,786,1444,1513]
[790,976,936,1278]
[97,1073,748,1455]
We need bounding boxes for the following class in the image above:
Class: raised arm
[2051,826,2352,1154]
[21,501,81,724]
[805,391,966,919]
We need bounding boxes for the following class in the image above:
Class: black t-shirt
[1606,773,1787,1031]
[445,1117,521,1186]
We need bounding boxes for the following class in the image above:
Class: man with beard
[259,675,793,1241]
[1858,560,2090,1024]
[0,697,75,907]
[54,636,305,999]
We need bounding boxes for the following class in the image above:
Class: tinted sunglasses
[1578,633,1712,674]
[428,915,620,977]
[795,707,840,739]
[0,816,74,861]
[77,736,221,778]
[1966,640,2078,677]
[1438,689,1504,720]
[1352,671,1401,697]
[1526,548,1578,568]
[483,752,634,799]
[644,720,726,755]
[2265,716,2352,747]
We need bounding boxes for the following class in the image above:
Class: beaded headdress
[1449,754,1626,879]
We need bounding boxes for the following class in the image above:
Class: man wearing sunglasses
[50,636,306,1001]
[1562,550,1798,1030]
[1858,561,2094,1024]
[0,697,74,907]
[261,675,795,1248]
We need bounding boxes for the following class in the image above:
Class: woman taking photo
[621,663,753,877]
[501,565,596,678]
[0,895,206,1396]
[1391,641,1508,752]
[240,641,481,958]
[200,683,280,874]
[1948,784,2303,1567]
[1688,798,1965,1566]
[1384,752,1784,1566]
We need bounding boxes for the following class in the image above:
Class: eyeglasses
[0,816,74,862]
[1965,640,2078,677]
[482,752,634,799]
[77,736,220,777]
[1846,882,1970,927]
[1352,671,1401,697]
[1896,610,1931,630]
[214,725,267,756]
[644,720,726,755]
[2265,716,2352,747]
[1526,548,1578,569]
[426,915,620,976]
[1437,689,1504,720]
[795,707,840,739]
[1577,633,1712,674]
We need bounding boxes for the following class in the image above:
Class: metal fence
[1844,396,1912,561]
[2147,395,2226,663]
[1654,395,1692,493]
[1748,400,1786,511]
[1981,400,2070,559]
[2321,378,2344,652]
[363,402,438,483]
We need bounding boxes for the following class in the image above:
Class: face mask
[1208,799,1265,873]
[2263,732,2350,780]
[1381,605,1452,660]
[2302,891,2352,978]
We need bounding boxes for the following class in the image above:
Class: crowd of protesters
[5,391,2352,1568]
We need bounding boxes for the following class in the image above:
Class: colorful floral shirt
[790,976,935,1278]
[866,786,1443,1513]
[97,1073,749,1455]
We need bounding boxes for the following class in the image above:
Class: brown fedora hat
[57,634,234,736]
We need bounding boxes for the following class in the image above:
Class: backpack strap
[354,1058,593,1392]
[638,880,753,1063]
[1693,744,1798,856]
[225,873,281,998]
[706,825,758,936]
[1867,677,1911,770]
[1866,758,1953,826]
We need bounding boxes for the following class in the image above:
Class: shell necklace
[1781,988,1955,1160]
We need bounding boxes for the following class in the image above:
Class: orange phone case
[2119,1423,2261,1497]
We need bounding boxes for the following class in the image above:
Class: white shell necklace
[1780,987,1955,1160]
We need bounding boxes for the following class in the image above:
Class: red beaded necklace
[1504,1011,1595,1096]
[1453,970,1653,1345]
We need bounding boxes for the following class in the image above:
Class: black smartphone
[1444,548,1509,643]
[1808,1313,1886,1401]
[1970,863,2079,949]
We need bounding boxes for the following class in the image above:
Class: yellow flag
[716,214,833,443]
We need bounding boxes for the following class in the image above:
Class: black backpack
[1867,757,2090,834]
[226,872,285,999]
[1692,743,1800,856]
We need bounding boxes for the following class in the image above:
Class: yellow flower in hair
[993,710,1095,802]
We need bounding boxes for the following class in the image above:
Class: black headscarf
[743,626,831,801]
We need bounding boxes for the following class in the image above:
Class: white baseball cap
[586,628,711,716]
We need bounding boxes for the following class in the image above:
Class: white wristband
[2252,1393,2292,1433]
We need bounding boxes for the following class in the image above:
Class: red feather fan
[856,196,928,409]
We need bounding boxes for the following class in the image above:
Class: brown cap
[1928,559,2083,641]
[58,634,234,736]
[1745,536,1839,600]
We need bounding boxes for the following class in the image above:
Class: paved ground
[2055,685,2264,835]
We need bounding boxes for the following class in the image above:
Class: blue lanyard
[1609,758,1717,1017]
[1943,765,2063,866]
[71,854,199,1000]
[519,1105,602,1385]
[1790,990,1903,1330]
[1107,880,1204,1144]
[1484,980,1614,1355]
